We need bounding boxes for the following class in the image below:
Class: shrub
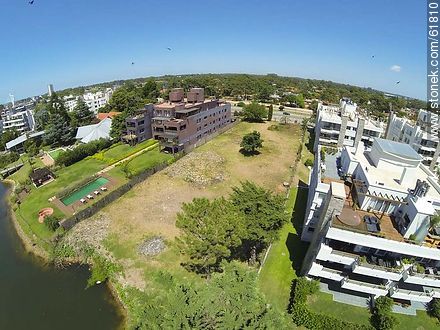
[44,215,60,232]
[240,131,263,155]
[237,101,245,107]
[289,277,373,330]
[304,158,314,167]
[55,138,112,167]
[428,298,440,321]
[87,254,121,288]
[0,152,20,169]
[370,296,398,330]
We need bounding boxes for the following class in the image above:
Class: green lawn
[8,155,44,184]
[308,291,371,325]
[258,187,310,311]
[125,146,172,175]
[16,158,108,240]
[101,139,158,163]
[308,291,439,329]
[48,148,64,160]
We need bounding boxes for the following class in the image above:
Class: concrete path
[97,142,158,175]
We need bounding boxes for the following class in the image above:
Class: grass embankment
[61,121,303,326]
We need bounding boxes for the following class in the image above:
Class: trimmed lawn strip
[258,187,309,312]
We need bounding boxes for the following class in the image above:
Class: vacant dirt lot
[63,121,304,288]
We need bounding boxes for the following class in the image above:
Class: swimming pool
[61,177,109,206]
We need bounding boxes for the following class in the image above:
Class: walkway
[97,142,158,175]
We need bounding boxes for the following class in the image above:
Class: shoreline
[1,179,128,329]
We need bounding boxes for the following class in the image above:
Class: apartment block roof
[375,138,422,161]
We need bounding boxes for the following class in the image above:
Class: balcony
[328,249,357,266]
[352,259,403,281]
[341,278,388,296]
[403,268,440,288]
[308,262,344,282]
[390,287,433,303]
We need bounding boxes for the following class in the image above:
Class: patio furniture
[100,186,107,191]
[363,215,370,223]
[94,190,100,195]
[80,198,87,203]
[87,194,94,199]
[366,222,380,233]
[378,259,384,267]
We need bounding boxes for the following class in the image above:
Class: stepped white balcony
[403,268,440,288]
[341,278,388,296]
[308,262,344,282]
[352,260,403,281]
[390,287,433,303]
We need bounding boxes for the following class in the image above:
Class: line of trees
[55,138,112,167]
[176,181,288,275]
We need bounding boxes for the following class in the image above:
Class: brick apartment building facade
[151,88,232,152]
[122,105,154,145]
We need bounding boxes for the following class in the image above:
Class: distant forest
[58,73,427,119]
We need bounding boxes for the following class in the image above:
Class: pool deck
[51,173,119,217]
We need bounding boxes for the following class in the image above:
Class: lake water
[0,182,123,329]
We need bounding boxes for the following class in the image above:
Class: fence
[60,162,168,230]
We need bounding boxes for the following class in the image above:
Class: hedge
[289,277,374,330]
[56,139,112,167]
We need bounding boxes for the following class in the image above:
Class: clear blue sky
[1,0,426,101]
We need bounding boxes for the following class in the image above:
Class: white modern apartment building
[302,138,440,305]
[386,109,440,171]
[1,109,35,133]
[83,88,113,113]
[63,88,113,113]
[314,98,385,151]
[63,95,79,112]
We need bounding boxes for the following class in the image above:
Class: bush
[87,254,121,288]
[304,159,314,167]
[288,277,373,330]
[370,296,398,330]
[0,152,20,169]
[56,138,112,167]
[428,298,440,321]
[44,215,60,232]
[237,101,245,107]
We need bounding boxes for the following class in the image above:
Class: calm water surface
[0,182,123,330]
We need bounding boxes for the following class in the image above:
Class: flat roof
[375,138,422,160]
[350,146,440,200]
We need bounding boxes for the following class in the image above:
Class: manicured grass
[125,146,172,175]
[258,187,310,311]
[308,291,440,329]
[101,139,158,163]
[48,148,64,160]
[8,155,44,184]
[308,291,371,326]
[15,158,108,240]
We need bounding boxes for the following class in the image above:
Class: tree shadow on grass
[286,181,310,274]
[239,148,261,157]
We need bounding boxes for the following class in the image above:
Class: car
[283,111,290,115]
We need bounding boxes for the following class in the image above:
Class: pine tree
[176,197,244,274]
[44,93,74,146]
[72,98,94,126]
[230,181,288,263]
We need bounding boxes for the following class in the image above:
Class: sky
[0,0,427,101]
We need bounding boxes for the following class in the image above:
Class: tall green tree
[240,131,263,155]
[44,93,75,146]
[176,197,244,274]
[71,99,95,126]
[0,129,19,151]
[230,181,288,263]
[241,102,267,122]
[132,263,288,329]
[267,104,274,121]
